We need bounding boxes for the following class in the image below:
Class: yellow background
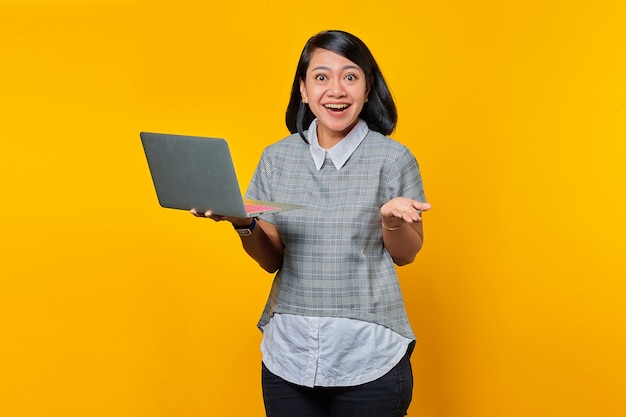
[1,1,625,416]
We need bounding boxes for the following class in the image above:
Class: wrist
[381,218,405,231]
[232,219,254,228]
[233,218,257,236]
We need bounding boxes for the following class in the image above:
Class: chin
[322,118,359,134]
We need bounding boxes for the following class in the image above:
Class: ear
[299,78,309,104]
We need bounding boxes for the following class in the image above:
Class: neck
[316,123,356,149]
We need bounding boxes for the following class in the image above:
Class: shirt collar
[307,119,369,171]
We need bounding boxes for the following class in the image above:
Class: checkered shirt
[246,129,426,340]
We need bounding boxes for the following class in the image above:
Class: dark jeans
[262,348,413,417]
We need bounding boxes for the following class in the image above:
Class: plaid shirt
[246,126,426,341]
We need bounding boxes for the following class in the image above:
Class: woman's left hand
[381,197,431,225]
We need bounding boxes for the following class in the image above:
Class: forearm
[382,221,424,266]
[238,220,284,273]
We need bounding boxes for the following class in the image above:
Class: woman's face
[300,48,370,147]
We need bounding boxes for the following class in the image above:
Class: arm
[380,197,431,266]
[190,210,284,273]
[237,218,284,273]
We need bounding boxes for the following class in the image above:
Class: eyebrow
[310,65,362,72]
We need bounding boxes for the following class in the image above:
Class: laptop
[139,132,302,217]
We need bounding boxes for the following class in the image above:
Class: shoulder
[255,133,308,168]
[361,130,415,161]
[263,132,308,156]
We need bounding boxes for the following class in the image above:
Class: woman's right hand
[189,209,253,227]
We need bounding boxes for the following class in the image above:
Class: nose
[328,78,346,97]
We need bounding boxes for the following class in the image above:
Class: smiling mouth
[324,103,350,112]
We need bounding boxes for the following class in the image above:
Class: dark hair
[285,30,398,142]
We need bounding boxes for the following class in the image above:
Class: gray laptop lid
[140,132,301,217]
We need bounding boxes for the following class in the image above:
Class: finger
[205,211,226,221]
[405,212,422,223]
[400,207,424,223]
[209,214,229,222]
[190,208,204,217]
[412,202,431,212]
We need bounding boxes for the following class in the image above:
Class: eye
[314,74,327,82]
[345,73,358,82]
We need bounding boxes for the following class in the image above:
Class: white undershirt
[261,314,412,387]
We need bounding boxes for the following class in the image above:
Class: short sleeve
[245,148,276,224]
[385,146,426,203]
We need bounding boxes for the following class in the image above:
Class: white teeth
[324,104,349,109]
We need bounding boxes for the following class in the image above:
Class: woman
[193,30,431,417]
